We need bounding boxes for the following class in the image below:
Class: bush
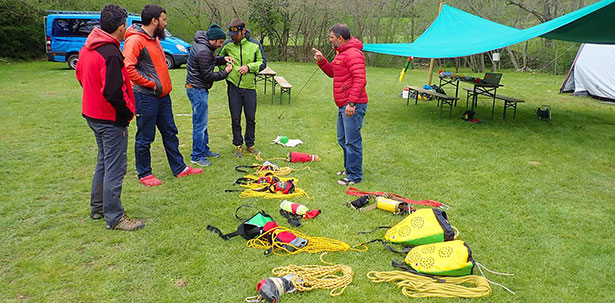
[0,0,45,60]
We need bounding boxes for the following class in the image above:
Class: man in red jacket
[76,4,144,231]
[313,24,368,185]
[123,4,202,186]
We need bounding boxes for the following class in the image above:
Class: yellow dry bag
[385,208,454,246]
[404,240,474,277]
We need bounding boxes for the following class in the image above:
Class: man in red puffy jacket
[313,24,368,185]
[76,4,144,231]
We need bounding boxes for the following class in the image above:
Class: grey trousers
[87,120,127,227]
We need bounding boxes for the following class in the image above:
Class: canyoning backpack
[207,205,274,240]
[399,240,475,277]
[385,208,455,246]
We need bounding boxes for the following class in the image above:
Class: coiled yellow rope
[248,163,312,176]
[238,187,309,199]
[238,174,299,189]
[272,253,354,297]
[366,271,491,298]
[246,226,368,255]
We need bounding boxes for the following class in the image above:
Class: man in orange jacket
[76,4,144,231]
[313,24,368,186]
[123,4,202,186]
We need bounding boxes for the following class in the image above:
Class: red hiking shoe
[139,174,162,187]
[176,166,203,178]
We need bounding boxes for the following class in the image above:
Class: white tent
[561,43,615,100]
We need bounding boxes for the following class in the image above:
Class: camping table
[255,66,277,94]
[466,81,503,120]
[438,75,461,105]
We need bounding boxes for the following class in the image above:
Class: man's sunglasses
[228,26,244,32]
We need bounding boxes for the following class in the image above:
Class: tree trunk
[522,41,528,71]
[506,46,520,71]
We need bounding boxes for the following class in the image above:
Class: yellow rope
[238,187,309,199]
[253,164,294,176]
[366,270,491,298]
[247,163,313,177]
[238,174,299,189]
[271,253,354,297]
[246,226,368,255]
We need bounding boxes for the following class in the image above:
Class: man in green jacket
[219,18,263,158]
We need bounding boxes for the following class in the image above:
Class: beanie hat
[207,23,226,40]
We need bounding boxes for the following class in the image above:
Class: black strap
[280,209,302,227]
[235,165,259,173]
[358,238,413,254]
[235,204,262,221]
[357,226,391,235]
[206,224,241,240]
[391,260,446,282]
[233,177,253,185]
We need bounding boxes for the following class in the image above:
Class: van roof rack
[45,10,139,16]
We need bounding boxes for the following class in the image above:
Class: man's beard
[154,25,165,40]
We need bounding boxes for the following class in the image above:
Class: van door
[50,17,99,66]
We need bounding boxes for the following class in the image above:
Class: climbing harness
[206,205,274,240]
[235,160,312,177]
[234,173,299,189]
[235,161,294,176]
[246,253,354,302]
[226,178,309,199]
[246,225,368,255]
[346,187,449,209]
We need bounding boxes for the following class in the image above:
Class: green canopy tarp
[363,0,615,58]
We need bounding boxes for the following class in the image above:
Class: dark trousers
[134,92,186,178]
[227,81,257,147]
[337,103,367,182]
[87,120,126,227]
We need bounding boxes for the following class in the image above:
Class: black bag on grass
[207,205,274,240]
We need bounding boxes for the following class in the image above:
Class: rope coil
[272,253,354,297]
[367,270,492,298]
[246,226,368,255]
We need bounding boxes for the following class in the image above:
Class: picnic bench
[272,76,292,104]
[463,88,525,119]
[255,66,276,94]
[406,85,458,117]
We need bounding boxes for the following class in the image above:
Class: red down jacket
[317,37,368,107]
[76,27,135,127]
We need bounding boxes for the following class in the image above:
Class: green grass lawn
[1,60,614,302]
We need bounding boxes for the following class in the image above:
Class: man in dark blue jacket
[185,23,234,166]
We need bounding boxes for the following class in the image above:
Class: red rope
[345,187,444,208]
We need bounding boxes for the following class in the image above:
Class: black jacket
[185,31,229,89]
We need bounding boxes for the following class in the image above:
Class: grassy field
[1,59,614,303]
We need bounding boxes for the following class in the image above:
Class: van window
[52,18,99,37]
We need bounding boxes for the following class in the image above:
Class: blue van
[44,11,191,69]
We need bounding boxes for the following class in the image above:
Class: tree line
[2,0,600,73]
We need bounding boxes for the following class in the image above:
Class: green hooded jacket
[219,38,263,89]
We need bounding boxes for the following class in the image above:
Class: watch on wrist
[348,102,356,107]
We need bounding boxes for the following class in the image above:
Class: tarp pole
[427,1,445,86]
